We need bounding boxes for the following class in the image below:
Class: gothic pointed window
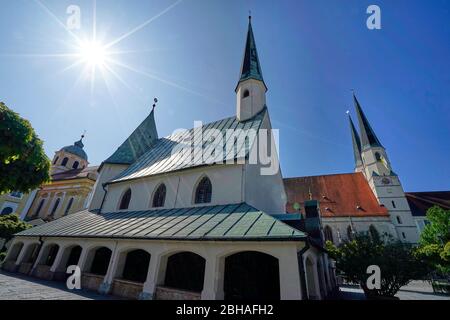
[324,225,333,243]
[347,226,354,241]
[194,177,212,204]
[119,188,132,210]
[369,225,380,241]
[61,157,69,166]
[152,184,166,208]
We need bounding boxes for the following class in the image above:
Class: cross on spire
[152,97,158,111]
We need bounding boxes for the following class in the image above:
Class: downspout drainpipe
[297,239,310,300]
[99,183,108,213]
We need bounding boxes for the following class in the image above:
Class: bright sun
[78,41,107,67]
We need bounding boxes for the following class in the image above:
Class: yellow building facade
[0,135,98,223]
[24,136,98,223]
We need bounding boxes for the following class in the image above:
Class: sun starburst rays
[4,0,226,109]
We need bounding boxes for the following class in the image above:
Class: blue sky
[1,0,449,192]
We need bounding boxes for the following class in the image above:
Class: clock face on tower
[381,177,391,185]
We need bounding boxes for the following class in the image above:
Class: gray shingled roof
[109,108,266,184]
[15,203,305,241]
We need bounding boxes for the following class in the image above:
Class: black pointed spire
[353,93,383,149]
[348,113,363,168]
[236,16,267,91]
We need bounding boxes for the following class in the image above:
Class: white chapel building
[2,18,335,300]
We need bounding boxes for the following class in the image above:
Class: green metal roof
[104,109,158,165]
[109,108,266,184]
[15,203,306,241]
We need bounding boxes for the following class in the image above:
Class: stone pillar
[141,253,163,300]
[201,255,224,300]
[99,246,119,294]
[50,245,66,272]
[323,255,333,292]
[304,255,321,300]
[31,243,47,270]
[16,242,34,265]
[77,246,89,271]
[318,257,327,298]
[279,251,302,300]
[4,240,21,263]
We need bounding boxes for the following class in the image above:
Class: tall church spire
[235,16,268,122]
[348,114,363,169]
[236,15,267,91]
[353,93,382,149]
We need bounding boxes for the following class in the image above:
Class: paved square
[0,271,119,300]
[337,281,450,300]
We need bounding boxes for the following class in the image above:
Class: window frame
[119,188,132,210]
[194,176,212,204]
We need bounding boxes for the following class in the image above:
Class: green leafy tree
[327,233,430,298]
[0,102,50,193]
[0,214,31,244]
[417,206,450,275]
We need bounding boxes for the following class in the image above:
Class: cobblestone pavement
[1,270,448,301]
[337,281,450,300]
[0,271,119,300]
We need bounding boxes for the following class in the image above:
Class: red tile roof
[283,172,389,218]
[405,191,450,217]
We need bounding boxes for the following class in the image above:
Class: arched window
[72,161,79,169]
[119,188,132,210]
[35,199,45,217]
[243,89,250,98]
[194,177,212,204]
[324,225,333,243]
[64,198,74,216]
[152,184,166,208]
[1,207,13,215]
[61,157,69,166]
[369,225,380,241]
[51,198,60,216]
[347,226,354,241]
[53,156,59,165]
